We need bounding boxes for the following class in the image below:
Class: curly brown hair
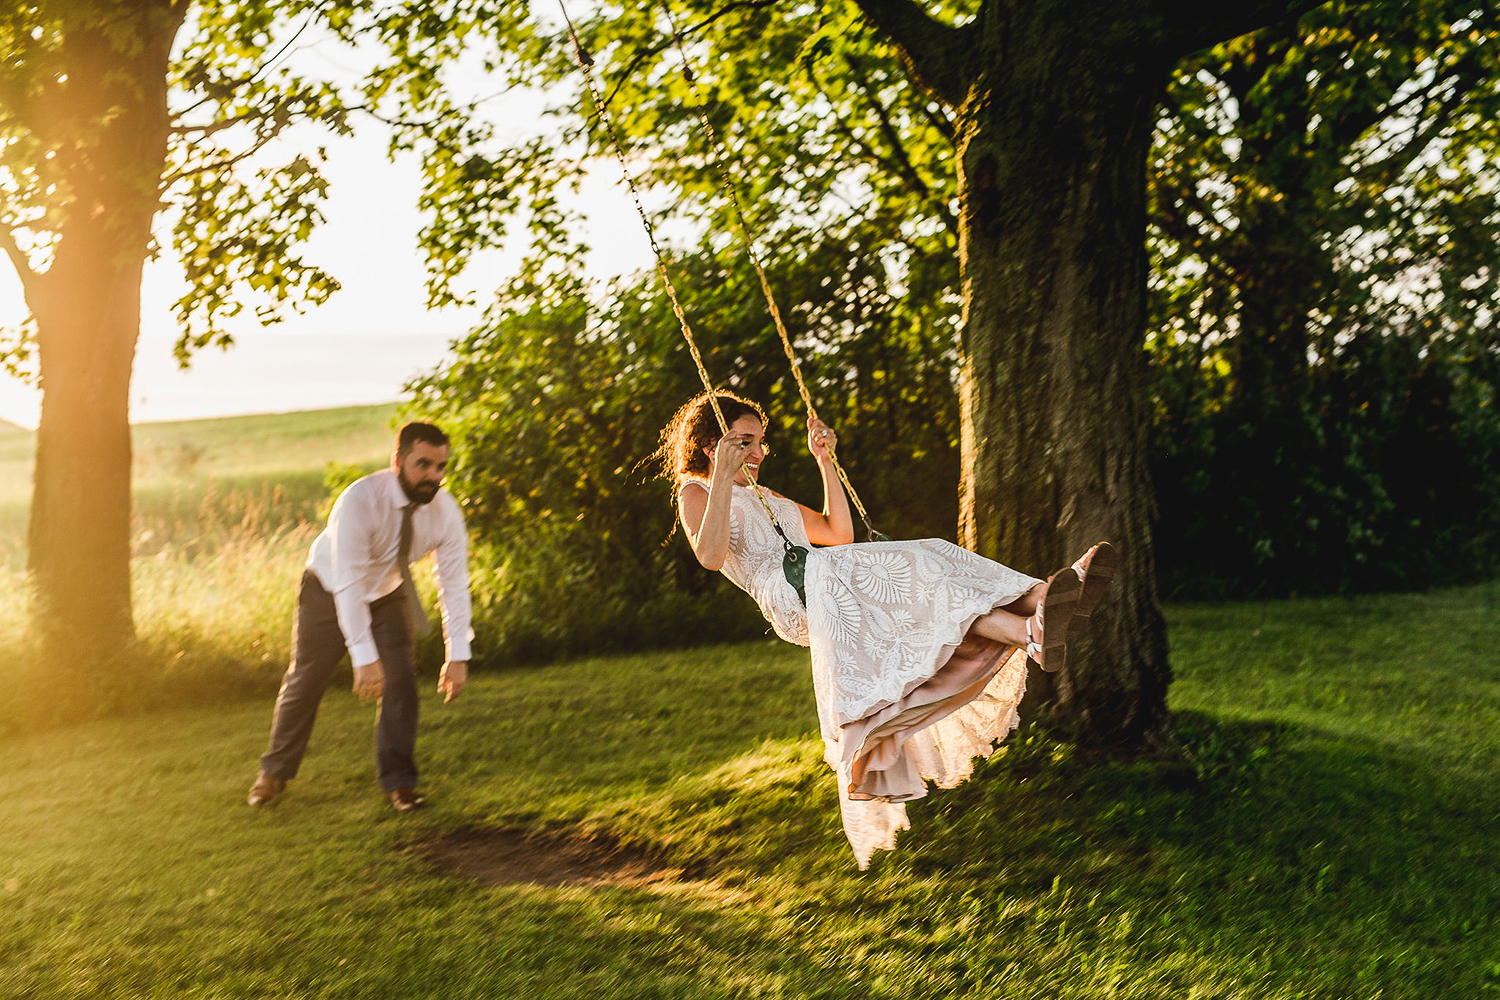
[657,390,768,485]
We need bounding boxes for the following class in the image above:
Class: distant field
[0,402,397,500]
[131,403,401,483]
[0,404,400,561]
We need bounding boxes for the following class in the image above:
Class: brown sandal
[1026,566,1083,672]
[1067,542,1118,640]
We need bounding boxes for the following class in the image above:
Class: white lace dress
[686,481,1041,868]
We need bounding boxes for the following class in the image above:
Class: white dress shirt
[306,467,473,667]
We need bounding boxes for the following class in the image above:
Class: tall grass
[0,399,760,724]
[0,503,316,736]
[0,404,397,562]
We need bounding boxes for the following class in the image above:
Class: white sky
[0,19,667,428]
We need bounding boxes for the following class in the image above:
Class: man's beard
[398,469,440,504]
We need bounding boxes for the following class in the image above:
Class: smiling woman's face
[708,414,767,486]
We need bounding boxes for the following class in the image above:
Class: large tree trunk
[25,4,182,657]
[955,40,1171,744]
[846,0,1314,748]
[29,240,147,655]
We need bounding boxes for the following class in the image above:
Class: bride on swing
[664,390,1116,867]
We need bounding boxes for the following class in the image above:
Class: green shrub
[406,257,960,666]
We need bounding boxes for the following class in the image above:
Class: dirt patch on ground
[416,828,696,889]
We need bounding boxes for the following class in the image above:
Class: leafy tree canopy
[412,0,1500,629]
[0,0,544,366]
[1150,0,1500,595]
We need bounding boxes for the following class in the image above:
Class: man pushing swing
[246,421,473,812]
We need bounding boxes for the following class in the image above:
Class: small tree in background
[0,0,537,658]
[1149,0,1500,597]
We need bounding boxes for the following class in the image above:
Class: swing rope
[555,0,809,593]
[652,0,886,542]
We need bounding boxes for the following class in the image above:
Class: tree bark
[845,0,1325,745]
[24,3,184,657]
[953,32,1171,744]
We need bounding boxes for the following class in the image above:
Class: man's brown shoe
[386,788,426,812]
[247,773,286,807]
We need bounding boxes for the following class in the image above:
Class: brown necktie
[398,502,434,637]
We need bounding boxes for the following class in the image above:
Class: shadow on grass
[376,887,892,1000]
[10,621,1500,998]
[461,701,1500,998]
[144,876,887,1000]
[413,825,706,888]
[868,711,1500,997]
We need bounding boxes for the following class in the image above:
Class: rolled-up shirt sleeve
[326,486,383,668]
[432,495,473,662]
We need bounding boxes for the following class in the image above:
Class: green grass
[130,404,400,483]
[2,582,1498,998]
[2,403,1497,995]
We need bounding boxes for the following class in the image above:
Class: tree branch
[815,84,942,226]
[159,119,287,189]
[846,0,973,107]
[1154,175,1237,259]
[1329,30,1493,154]
[1357,64,1490,188]
[350,103,474,162]
[1157,0,1328,59]
[1215,30,1273,114]
[916,99,954,146]
[169,112,259,137]
[0,227,39,301]
[1152,192,1243,290]
[598,0,780,112]
[170,10,317,122]
[842,52,958,235]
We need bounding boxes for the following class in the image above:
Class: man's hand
[438,660,468,703]
[353,660,385,700]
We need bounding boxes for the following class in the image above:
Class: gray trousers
[259,570,419,792]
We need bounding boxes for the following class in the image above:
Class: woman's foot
[1067,542,1118,640]
[1026,566,1083,672]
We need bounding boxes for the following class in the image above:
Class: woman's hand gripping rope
[683,430,756,573]
[714,430,755,484]
[803,417,855,546]
[807,417,838,464]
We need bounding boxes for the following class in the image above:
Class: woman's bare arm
[680,434,747,570]
[799,418,854,546]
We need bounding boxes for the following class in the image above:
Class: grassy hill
[1,583,1498,998]
[0,402,398,499]
[0,403,399,563]
[130,404,402,483]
